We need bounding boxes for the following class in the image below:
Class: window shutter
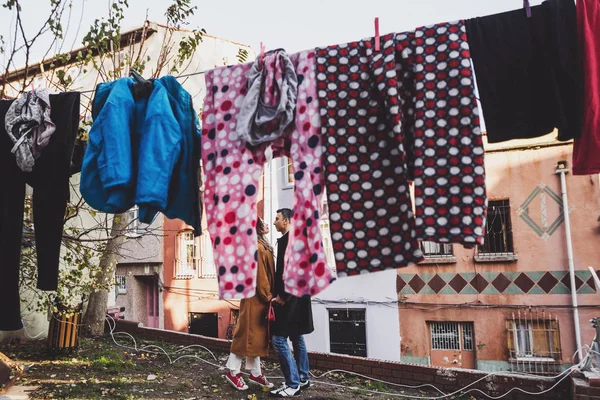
[506,320,515,358]
[174,233,181,277]
[550,319,561,359]
[175,233,180,262]
[532,321,551,357]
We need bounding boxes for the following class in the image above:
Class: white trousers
[226,352,262,376]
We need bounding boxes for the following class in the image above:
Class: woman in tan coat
[225,218,275,391]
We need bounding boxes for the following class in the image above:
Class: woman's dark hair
[257,218,273,253]
[257,217,267,237]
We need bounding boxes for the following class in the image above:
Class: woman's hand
[271,296,285,305]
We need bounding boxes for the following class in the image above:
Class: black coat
[270,232,314,337]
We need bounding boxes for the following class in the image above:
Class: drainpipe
[555,160,583,361]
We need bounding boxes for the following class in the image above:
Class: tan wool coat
[229,241,275,357]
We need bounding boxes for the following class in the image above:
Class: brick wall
[108,319,572,400]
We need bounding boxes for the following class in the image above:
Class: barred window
[175,231,196,279]
[125,206,141,237]
[478,199,514,256]
[420,241,453,258]
[430,322,474,351]
[115,275,126,294]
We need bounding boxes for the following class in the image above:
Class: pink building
[398,136,600,374]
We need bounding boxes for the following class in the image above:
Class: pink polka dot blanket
[201,50,336,299]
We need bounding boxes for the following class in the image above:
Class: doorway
[145,277,159,329]
[189,312,219,337]
[328,309,367,357]
[429,321,475,369]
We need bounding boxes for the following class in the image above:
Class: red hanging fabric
[573,0,600,175]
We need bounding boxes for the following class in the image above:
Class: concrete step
[0,385,38,400]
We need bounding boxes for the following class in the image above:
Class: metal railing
[507,309,562,375]
[478,199,514,256]
[420,241,454,258]
[430,322,473,351]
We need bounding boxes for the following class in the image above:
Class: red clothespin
[259,42,265,66]
[374,17,380,51]
[523,0,532,18]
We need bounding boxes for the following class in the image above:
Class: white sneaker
[299,379,311,389]
[270,384,300,397]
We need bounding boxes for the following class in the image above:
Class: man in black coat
[270,208,314,397]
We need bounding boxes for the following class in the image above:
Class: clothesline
[77,69,208,94]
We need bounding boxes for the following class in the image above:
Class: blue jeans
[271,335,309,389]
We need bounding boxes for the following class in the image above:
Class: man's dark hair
[277,208,293,221]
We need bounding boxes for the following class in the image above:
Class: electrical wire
[154,284,600,311]
[103,314,592,400]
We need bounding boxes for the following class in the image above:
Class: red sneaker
[225,371,248,391]
[248,373,274,389]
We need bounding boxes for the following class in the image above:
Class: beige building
[0,21,252,340]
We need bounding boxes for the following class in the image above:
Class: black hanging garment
[466,0,582,143]
[0,92,80,331]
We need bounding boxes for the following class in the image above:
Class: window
[175,231,197,279]
[506,317,562,375]
[115,275,127,294]
[430,322,474,351]
[125,206,141,237]
[188,312,219,337]
[198,233,217,278]
[282,156,294,188]
[319,218,337,272]
[420,241,454,258]
[287,159,294,184]
[478,199,515,257]
[507,320,561,361]
[329,309,367,357]
[429,321,475,369]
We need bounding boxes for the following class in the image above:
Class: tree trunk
[82,213,128,336]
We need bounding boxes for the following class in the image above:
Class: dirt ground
[0,337,475,400]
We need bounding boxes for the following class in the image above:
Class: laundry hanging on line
[316,19,486,277]
[80,75,202,235]
[200,22,488,298]
[0,92,80,331]
[201,49,336,300]
[5,88,56,172]
[466,0,582,144]
[572,0,600,176]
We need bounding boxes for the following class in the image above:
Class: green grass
[90,349,135,373]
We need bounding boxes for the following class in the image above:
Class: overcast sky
[1,0,546,69]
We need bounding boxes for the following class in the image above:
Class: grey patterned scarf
[236,49,298,146]
[5,89,56,172]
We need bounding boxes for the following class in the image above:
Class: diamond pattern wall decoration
[492,273,511,293]
[470,274,489,293]
[514,273,535,293]
[396,270,597,295]
[537,272,559,293]
[396,275,407,293]
[448,274,468,293]
[408,275,426,293]
[428,275,447,294]
[587,276,596,291]
[516,183,565,241]
[561,274,584,292]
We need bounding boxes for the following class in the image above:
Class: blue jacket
[81,78,137,213]
[80,76,201,234]
[136,76,201,233]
